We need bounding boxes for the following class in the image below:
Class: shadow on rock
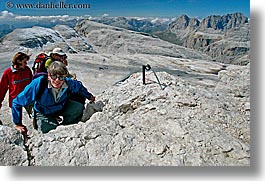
[81,101,105,122]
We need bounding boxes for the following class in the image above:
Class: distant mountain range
[0,12,249,65]
[90,16,169,34]
[0,16,82,40]
[156,12,250,65]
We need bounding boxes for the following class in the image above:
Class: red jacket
[0,66,32,108]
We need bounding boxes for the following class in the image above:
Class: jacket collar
[11,65,18,73]
[48,81,68,89]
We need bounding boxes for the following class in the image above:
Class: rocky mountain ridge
[0,16,82,39]
[155,13,250,65]
[0,25,95,54]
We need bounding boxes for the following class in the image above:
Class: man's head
[52,48,66,56]
[47,61,68,89]
[51,48,68,65]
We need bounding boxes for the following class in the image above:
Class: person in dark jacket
[12,61,95,134]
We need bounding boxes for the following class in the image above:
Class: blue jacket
[12,76,94,125]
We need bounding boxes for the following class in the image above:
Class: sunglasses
[50,74,65,81]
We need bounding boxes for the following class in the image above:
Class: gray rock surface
[0,64,250,166]
[75,20,211,61]
[53,25,95,53]
[0,126,28,166]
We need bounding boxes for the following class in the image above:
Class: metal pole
[142,65,146,85]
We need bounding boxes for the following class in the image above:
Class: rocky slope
[75,20,211,60]
[0,63,250,166]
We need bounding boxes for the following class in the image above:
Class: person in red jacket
[0,52,32,112]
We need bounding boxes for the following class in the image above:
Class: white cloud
[102,14,109,17]
[0,10,15,18]
[151,17,170,24]
[0,11,89,22]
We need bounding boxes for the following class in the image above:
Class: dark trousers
[36,100,85,133]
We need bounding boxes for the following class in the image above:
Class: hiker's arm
[67,79,95,102]
[0,70,9,109]
[12,79,39,125]
[79,86,95,102]
[12,102,23,125]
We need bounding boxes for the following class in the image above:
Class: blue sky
[0,0,250,18]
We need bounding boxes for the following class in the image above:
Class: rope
[143,64,165,90]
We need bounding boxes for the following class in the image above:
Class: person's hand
[90,96,96,103]
[15,124,30,143]
[15,124,28,136]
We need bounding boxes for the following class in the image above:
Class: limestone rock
[23,66,250,166]
[0,126,28,166]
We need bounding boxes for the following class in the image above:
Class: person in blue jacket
[12,61,95,134]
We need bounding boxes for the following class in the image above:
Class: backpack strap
[32,72,48,80]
